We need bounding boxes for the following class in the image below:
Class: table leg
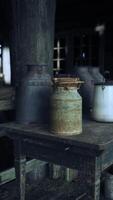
[14,140,26,200]
[86,157,101,200]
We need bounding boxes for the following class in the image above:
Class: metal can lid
[53,77,84,88]
[95,81,113,86]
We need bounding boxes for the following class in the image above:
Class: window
[0,44,11,85]
[53,38,66,75]
[0,44,2,73]
[74,33,99,66]
[53,30,100,75]
[2,46,11,84]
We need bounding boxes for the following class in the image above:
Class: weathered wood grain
[10,0,56,85]
[0,87,15,110]
[0,177,88,200]
[1,120,113,200]
[0,159,47,186]
[1,120,113,151]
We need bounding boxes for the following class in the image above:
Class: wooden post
[9,1,56,198]
[14,140,26,200]
[10,0,56,85]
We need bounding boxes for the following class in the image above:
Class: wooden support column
[10,0,56,85]
[81,156,101,200]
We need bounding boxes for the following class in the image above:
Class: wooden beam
[10,0,56,85]
[0,159,47,186]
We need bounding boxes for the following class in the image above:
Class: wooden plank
[0,87,15,100]
[22,141,95,170]
[0,177,88,200]
[0,100,14,111]
[1,120,113,150]
[11,0,56,85]
[102,145,113,170]
[0,87,15,110]
[0,159,47,186]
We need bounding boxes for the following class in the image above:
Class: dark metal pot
[16,64,52,126]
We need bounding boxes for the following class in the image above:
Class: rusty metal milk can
[16,64,52,125]
[51,77,83,135]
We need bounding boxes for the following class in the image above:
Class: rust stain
[51,77,82,136]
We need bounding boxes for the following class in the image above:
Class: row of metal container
[16,65,83,135]
[76,66,113,122]
[16,65,113,138]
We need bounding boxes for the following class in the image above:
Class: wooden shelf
[0,87,15,111]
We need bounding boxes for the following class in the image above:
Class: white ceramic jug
[76,66,94,111]
[88,66,105,83]
[92,82,113,122]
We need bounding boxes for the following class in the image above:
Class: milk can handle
[104,70,110,82]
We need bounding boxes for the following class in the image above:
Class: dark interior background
[0,0,113,77]
[0,0,113,170]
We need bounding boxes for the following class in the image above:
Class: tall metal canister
[16,64,52,125]
[88,66,105,83]
[76,66,94,112]
[51,77,83,135]
[92,82,113,122]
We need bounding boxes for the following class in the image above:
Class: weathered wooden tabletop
[0,120,112,200]
[0,120,113,151]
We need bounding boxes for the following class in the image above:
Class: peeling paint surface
[51,86,82,135]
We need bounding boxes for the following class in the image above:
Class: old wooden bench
[1,120,113,200]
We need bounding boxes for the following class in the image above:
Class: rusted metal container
[16,64,52,125]
[51,77,83,135]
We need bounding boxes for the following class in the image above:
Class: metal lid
[27,64,48,73]
[95,81,113,86]
[53,77,84,88]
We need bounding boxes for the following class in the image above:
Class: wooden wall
[0,0,113,80]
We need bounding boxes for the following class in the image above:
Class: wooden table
[1,120,113,200]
